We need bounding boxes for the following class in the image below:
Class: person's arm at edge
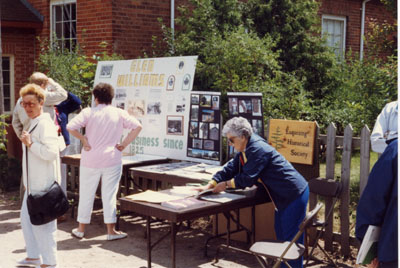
[44,78,68,106]
[12,100,23,138]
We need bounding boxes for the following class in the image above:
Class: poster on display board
[227,92,264,159]
[94,56,198,161]
[187,91,222,165]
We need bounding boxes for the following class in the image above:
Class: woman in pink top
[67,83,142,241]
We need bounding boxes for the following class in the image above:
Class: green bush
[36,39,124,107]
[0,114,21,192]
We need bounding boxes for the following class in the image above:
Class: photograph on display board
[189,121,199,138]
[212,96,220,110]
[167,116,184,135]
[127,99,146,117]
[191,94,200,105]
[100,64,113,78]
[204,150,219,161]
[239,99,252,113]
[116,102,125,110]
[209,123,219,140]
[204,140,214,150]
[175,94,187,113]
[147,101,162,115]
[201,109,215,122]
[252,119,264,136]
[200,122,209,139]
[252,98,262,116]
[115,88,127,100]
[200,95,212,107]
[229,97,239,115]
[191,105,199,120]
[193,139,203,149]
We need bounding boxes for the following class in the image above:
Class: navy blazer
[356,139,398,263]
[56,92,81,145]
[213,134,308,210]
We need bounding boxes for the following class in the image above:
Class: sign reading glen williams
[94,56,200,162]
[268,119,316,165]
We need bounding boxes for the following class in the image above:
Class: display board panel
[186,91,222,164]
[94,56,198,161]
[227,92,264,159]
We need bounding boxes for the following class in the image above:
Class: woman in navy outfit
[201,116,309,268]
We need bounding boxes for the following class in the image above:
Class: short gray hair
[222,116,253,138]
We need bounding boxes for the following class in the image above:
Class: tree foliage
[36,39,124,107]
[153,0,397,134]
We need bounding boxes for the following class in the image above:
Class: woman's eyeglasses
[20,101,39,108]
[228,137,236,145]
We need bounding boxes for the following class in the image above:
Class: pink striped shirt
[67,104,141,168]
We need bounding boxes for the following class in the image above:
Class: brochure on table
[227,92,264,159]
[94,56,221,165]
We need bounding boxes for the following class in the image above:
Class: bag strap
[25,124,38,195]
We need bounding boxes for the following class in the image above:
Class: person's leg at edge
[76,166,102,233]
[20,191,41,263]
[274,186,309,268]
[101,164,123,235]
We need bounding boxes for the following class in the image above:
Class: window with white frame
[321,15,346,58]
[51,0,77,52]
[2,56,14,113]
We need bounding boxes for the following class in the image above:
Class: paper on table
[199,192,246,203]
[169,186,199,197]
[161,197,208,210]
[125,190,184,203]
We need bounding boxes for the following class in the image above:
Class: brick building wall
[318,0,395,57]
[2,27,37,158]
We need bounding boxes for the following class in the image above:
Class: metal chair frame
[250,203,323,268]
[305,177,343,267]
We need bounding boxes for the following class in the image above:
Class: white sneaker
[17,258,41,266]
[72,228,84,239]
[107,231,127,241]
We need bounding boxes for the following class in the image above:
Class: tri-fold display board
[94,56,221,165]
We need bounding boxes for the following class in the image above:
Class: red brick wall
[2,27,37,159]
[112,0,171,58]
[318,0,395,57]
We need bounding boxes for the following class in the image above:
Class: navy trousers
[274,186,309,268]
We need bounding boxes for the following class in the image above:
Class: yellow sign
[268,119,316,165]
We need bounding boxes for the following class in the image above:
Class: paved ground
[0,190,355,268]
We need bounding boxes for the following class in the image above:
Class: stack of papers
[125,190,184,203]
[161,197,208,210]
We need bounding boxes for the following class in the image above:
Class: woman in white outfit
[17,84,61,268]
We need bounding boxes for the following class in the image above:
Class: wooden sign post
[268,119,316,165]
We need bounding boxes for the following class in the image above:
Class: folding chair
[249,203,323,268]
[305,177,342,267]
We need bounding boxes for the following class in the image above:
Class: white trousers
[77,164,122,224]
[20,192,57,265]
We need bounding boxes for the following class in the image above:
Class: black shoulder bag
[26,124,70,225]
